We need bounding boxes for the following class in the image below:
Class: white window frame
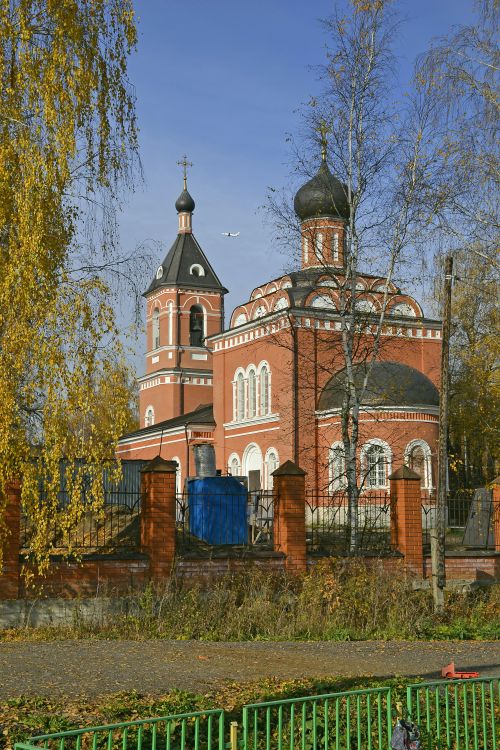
[145,405,155,427]
[258,362,270,415]
[329,441,347,492]
[265,447,279,489]
[189,263,205,277]
[404,439,433,490]
[228,452,241,477]
[171,456,182,494]
[332,232,339,262]
[152,307,160,349]
[315,232,324,261]
[235,371,245,421]
[361,439,392,489]
[167,301,173,346]
[248,368,257,418]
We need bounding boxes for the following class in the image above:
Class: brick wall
[20,556,150,598]
[423,554,500,582]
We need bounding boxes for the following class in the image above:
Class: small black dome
[175,188,195,213]
[294,161,349,222]
[318,361,439,411]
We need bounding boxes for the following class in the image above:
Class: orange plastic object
[441,662,480,679]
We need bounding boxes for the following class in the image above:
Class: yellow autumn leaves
[0,1,139,576]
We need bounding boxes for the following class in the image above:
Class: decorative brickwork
[140,456,177,579]
[0,482,21,599]
[272,461,307,573]
[389,466,423,575]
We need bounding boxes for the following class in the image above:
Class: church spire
[175,155,195,233]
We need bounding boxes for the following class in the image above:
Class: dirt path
[0,640,498,699]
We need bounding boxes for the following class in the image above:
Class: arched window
[405,439,432,489]
[167,301,173,345]
[364,443,389,488]
[390,302,417,317]
[266,449,279,489]
[315,232,324,260]
[228,454,240,477]
[248,369,257,418]
[260,365,270,415]
[152,308,160,349]
[329,442,346,492]
[234,312,248,326]
[189,263,205,277]
[171,456,182,494]
[145,406,155,427]
[332,233,339,262]
[355,298,376,314]
[236,372,245,421]
[189,305,204,346]
[274,297,288,311]
[311,294,336,310]
[304,236,309,263]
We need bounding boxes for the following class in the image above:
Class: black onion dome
[318,361,439,411]
[175,188,195,213]
[294,161,349,221]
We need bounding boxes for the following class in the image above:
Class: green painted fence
[242,685,393,750]
[406,677,499,750]
[14,676,499,750]
[15,709,225,750]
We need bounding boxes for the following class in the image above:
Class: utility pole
[435,254,453,611]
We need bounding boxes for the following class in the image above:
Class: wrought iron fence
[305,491,395,556]
[176,490,274,555]
[21,460,145,553]
[422,489,496,552]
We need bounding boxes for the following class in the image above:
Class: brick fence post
[389,466,423,576]
[140,457,177,581]
[272,460,307,573]
[492,477,500,553]
[0,481,21,599]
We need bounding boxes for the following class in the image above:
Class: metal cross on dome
[317,120,331,162]
[177,154,193,190]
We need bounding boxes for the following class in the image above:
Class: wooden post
[230,722,239,750]
[430,529,445,613]
[437,254,453,594]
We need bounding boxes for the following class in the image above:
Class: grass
[0,676,416,750]
[2,559,499,642]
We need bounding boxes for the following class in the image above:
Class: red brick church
[117,159,442,496]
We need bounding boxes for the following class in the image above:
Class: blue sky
[120,0,475,367]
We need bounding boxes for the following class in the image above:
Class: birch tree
[0,0,142,575]
[267,0,439,550]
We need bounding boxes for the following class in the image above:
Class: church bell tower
[138,158,227,428]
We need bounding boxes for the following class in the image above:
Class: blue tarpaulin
[188,477,248,545]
